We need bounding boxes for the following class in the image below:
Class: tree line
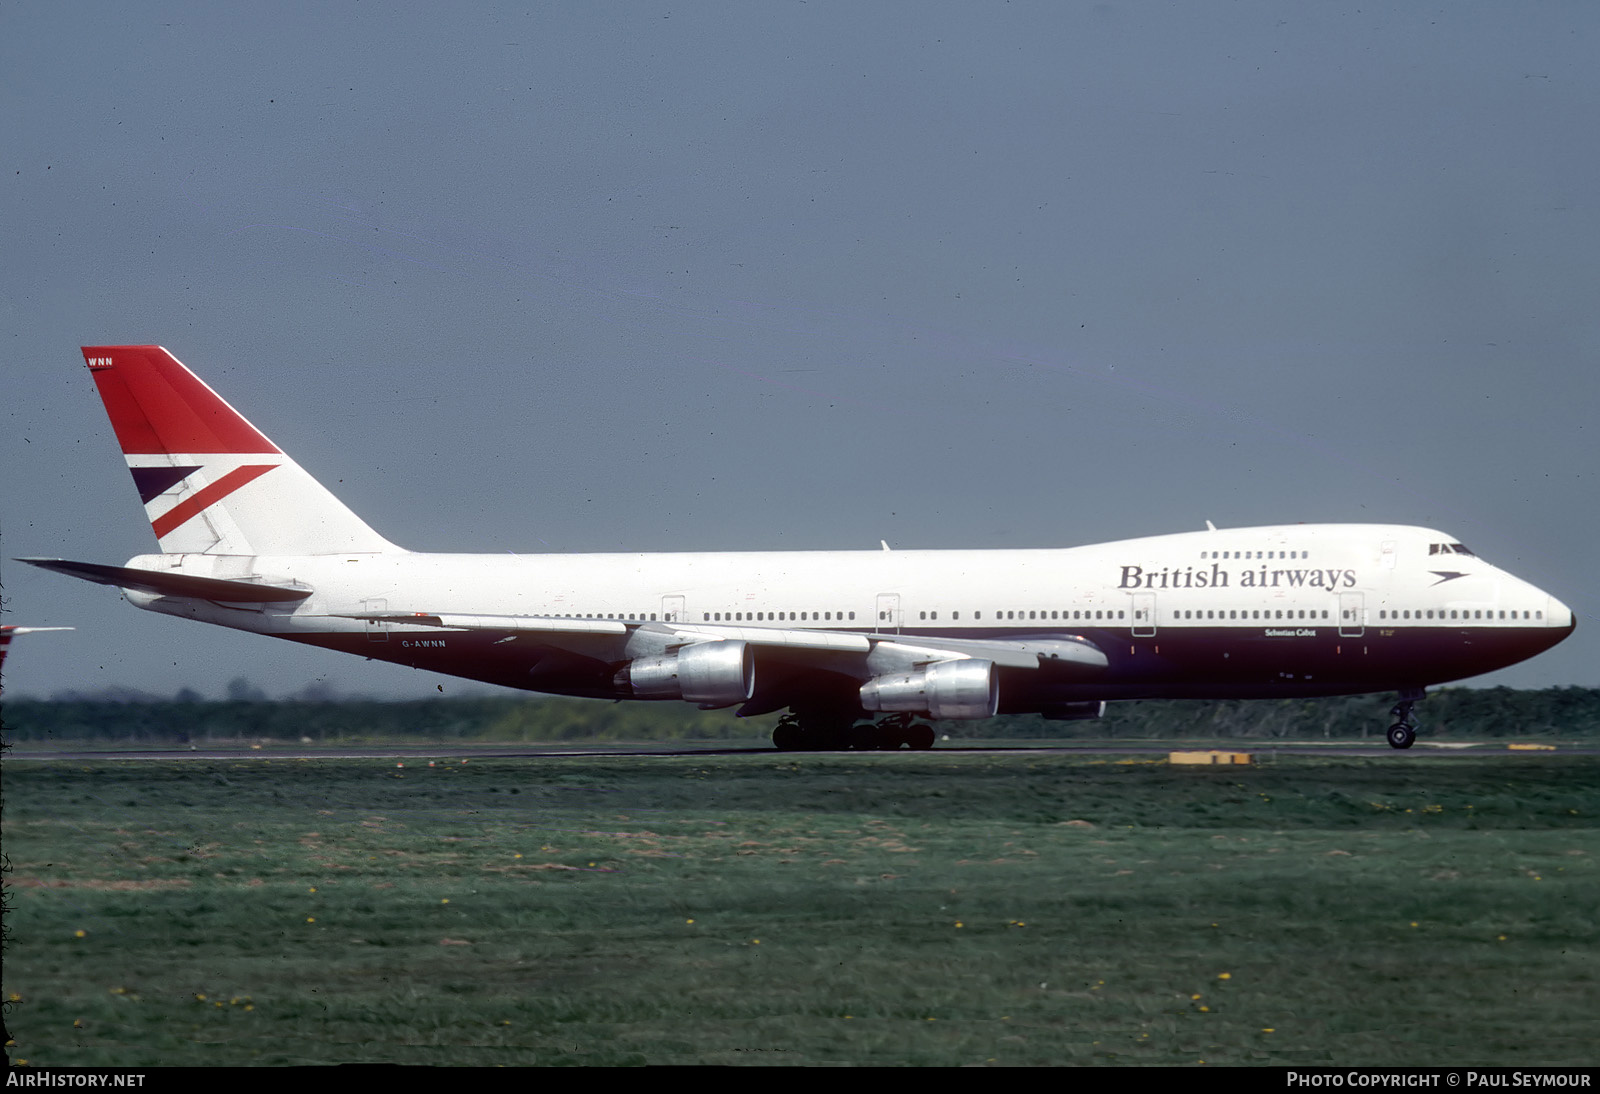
[4,686,1597,744]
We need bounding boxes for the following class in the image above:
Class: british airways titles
[1118,563,1359,590]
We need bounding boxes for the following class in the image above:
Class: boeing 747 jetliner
[24,347,1575,750]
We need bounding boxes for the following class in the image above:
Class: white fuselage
[124,522,1573,704]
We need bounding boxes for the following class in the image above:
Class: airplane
[21,346,1576,751]
[0,625,74,693]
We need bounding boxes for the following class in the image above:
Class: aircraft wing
[337,611,872,651]
[352,612,633,636]
[864,633,1108,670]
[335,611,1106,669]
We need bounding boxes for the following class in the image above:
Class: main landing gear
[1386,688,1425,750]
[771,711,935,752]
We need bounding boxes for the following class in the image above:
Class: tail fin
[82,346,399,556]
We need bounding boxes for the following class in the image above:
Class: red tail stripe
[83,346,279,455]
[150,465,276,539]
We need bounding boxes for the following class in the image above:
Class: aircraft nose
[1547,595,1576,637]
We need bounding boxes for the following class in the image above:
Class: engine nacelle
[626,640,754,707]
[859,658,999,720]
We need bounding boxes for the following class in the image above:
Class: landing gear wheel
[867,713,913,750]
[907,723,935,751]
[1386,689,1423,750]
[776,710,858,751]
[772,719,803,752]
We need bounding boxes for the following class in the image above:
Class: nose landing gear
[1386,688,1425,750]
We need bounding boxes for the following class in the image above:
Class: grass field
[3,749,1596,1066]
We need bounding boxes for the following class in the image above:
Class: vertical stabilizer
[82,346,399,556]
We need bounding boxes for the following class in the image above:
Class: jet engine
[626,640,754,707]
[859,658,999,720]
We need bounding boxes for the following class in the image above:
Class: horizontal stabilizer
[17,558,312,603]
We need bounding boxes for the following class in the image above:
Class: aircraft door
[1131,592,1157,637]
[876,593,901,634]
[661,594,686,623]
[1339,591,1364,638]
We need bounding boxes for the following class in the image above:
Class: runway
[6,740,1590,761]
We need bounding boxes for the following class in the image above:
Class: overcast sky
[3,1,1595,701]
